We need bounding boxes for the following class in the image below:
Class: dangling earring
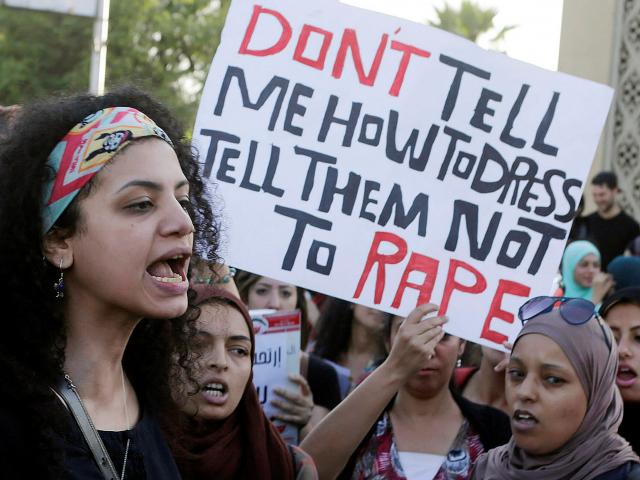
[54,258,65,298]
[456,357,462,368]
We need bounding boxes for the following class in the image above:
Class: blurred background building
[560,0,640,218]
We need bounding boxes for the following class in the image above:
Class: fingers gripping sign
[270,373,314,426]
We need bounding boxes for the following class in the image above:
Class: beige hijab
[473,309,638,479]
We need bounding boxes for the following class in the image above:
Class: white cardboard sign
[194,0,614,348]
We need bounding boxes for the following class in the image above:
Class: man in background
[585,171,640,269]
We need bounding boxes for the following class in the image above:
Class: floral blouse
[350,412,485,480]
[292,444,319,480]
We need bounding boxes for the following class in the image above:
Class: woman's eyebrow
[541,362,567,371]
[117,179,162,193]
[117,179,189,193]
[228,335,251,342]
[508,356,523,365]
[175,179,189,190]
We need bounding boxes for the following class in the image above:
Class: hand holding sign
[271,373,314,426]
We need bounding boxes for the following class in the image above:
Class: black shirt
[585,211,640,269]
[452,390,511,450]
[307,353,342,411]
[60,406,181,479]
[619,403,640,455]
[594,462,640,480]
[0,406,42,479]
[0,400,181,479]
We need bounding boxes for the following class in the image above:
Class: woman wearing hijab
[166,285,317,480]
[601,287,640,454]
[608,256,640,292]
[561,240,613,304]
[473,296,640,479]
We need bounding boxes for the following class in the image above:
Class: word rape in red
[353,231,531,346]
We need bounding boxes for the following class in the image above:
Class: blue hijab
[562,240,600,299]
[607,255,640,291]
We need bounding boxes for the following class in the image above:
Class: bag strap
[52,376,119,480]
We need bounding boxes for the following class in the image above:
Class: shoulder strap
[51,377,119,480]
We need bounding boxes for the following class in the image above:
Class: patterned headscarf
[41,106,173,233]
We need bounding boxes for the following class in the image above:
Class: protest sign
[194,0,614,349]
[251,309,301,445]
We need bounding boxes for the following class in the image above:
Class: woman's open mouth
[146,254,187,283]
[512,409,539,432]
[617,364,638,388]
[201,382,229,405]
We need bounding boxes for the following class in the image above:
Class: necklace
[64,366,132,480]
[120,366,131,480]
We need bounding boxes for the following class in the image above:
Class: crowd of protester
[1,86,640,480]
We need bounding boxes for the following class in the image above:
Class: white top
[398,451,446,480]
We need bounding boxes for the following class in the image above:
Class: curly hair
[0,86,220,476]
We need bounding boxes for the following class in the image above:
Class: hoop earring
[54,258,65,299]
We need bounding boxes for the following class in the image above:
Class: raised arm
[300,304,447,480]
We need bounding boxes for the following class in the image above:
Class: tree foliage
[0,0,230,128]
[430,0,514,45]
[0,7,93,102]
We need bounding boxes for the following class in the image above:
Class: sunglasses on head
[518,296,612,351]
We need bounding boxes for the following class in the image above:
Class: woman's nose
[206,348,228,370]
[516,376,538,402]
[160,199,195,238]
[266,292,281,310]
[618,337,633,358]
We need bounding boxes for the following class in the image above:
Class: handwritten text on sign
[195,0,614,348]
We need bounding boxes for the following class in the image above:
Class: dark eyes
[507,368,524,380]
[545,376,565,385]
[179,197,191,211]
[126,197,191,212]
[611,333,640,344]
[230,347,249,357]
[506,369,565,385]
[126,200,153,212]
